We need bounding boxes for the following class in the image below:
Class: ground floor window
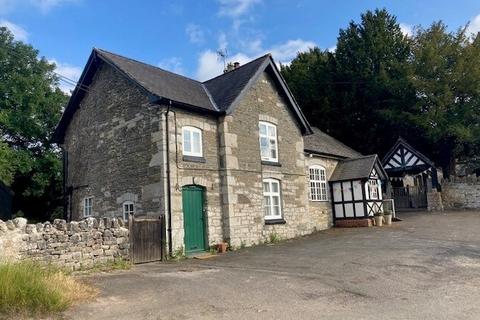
[263,178,282,220]
[83,197,93,217]
[123,201,135,221]
[309,166,328,201]
[368,179,379,199]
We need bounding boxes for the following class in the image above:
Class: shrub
[0,261,97,317]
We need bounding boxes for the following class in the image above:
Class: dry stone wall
[0,217,129,270]
[442,178,480,209]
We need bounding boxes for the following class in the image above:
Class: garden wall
[441,177,480,209]
[0,217,129,270]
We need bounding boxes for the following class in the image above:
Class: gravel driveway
[66,210,480,320]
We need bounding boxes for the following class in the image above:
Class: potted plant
[374,212,384,227]
[217,242,228,254]
[383,210,393,225]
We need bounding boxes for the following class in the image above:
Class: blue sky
[1,0,480,92]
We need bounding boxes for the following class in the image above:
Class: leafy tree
[0,27,67,220]
[410,22,480,177]
[283,9,418,157]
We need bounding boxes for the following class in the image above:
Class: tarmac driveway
[67,210,480,320]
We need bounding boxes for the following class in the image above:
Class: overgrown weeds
[0,261,97,317]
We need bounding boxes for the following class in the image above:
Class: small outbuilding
[382,138,439,210]
[329,155,388,225]
[0,181,13,221]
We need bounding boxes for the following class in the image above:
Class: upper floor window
[182,126,203,157]
[263,178,282,220]
[83,197,93,217]
[309,166,328,201]
[368,179,379,199]
[123,201,135,222]
[259,121,278,162]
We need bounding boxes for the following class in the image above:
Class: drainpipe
[165,100,173,257]
[60,146,69,221]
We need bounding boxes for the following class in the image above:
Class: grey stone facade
[61,58,346,255]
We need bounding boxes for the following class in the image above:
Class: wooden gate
[392,186,427,210]
[129,215,164,264]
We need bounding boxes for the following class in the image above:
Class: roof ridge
[94,48,203,84]
[341,154,377,162]
[203,53,271,84]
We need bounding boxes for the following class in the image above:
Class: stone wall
[63,62,164,221]
[0,217,129,270]
[442,178,480,209]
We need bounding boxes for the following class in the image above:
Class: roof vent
[233,62,240,69]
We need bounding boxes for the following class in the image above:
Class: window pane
[184,131,191,152]
[259,123,267,135]
[268,125,276,137]
[263,182,270,192]
[192,131,201,154]
[271,182,279,193]
[272,195,279,205]
[273,205,280,216]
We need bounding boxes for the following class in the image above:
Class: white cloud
[327,45,336,53]
[195,38,316,81]
[49,59,82,94]
[268,39,316,62]
[185,24,205,44]
[0,0,77,14]
[196,50,252,81]
[217,0,261,17]
[400,23,413,37]
[0,20,28,41]
[466,14,480,36]
[158,57,184,75]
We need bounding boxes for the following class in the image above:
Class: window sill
[265,218,286,225]
[261,160,281,167]
[183,155,206,163]
[310,199,330,203]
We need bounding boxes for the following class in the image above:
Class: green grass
[0,261,97,317]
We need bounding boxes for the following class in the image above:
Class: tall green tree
[282,9,418,157]
[0,27,67,220]
[411,22,480,176]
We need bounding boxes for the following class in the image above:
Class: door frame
[182,184,207,254]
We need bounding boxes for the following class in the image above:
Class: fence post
[160,214,167,261]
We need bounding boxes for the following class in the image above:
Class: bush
[0,261,97,317]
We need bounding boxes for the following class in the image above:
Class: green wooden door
[182,185,206,253]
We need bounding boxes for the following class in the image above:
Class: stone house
[52,49,386,256]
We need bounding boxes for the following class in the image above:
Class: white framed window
[259,121,278,162]
[182,126,203,157]
[309,166,328,201]
[123,201,135,222]
[368,179,379,199]
[263,178,282,220]
[83,197,93,217]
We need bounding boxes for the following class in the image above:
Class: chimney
[233,61,240,69]
[224,62,235,73]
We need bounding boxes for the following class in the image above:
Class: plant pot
[384,214,392,225]
[374,215,383,227]
[217,242,228,254]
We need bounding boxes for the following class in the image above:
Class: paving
[66,210,480,320]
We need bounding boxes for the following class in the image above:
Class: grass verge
[0,261,97,317]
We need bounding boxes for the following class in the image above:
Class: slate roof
[204,54,270,111]
[304,127,361,159]
[330,155,381,181]
[95,49,217,111]
[52,48,312,143]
